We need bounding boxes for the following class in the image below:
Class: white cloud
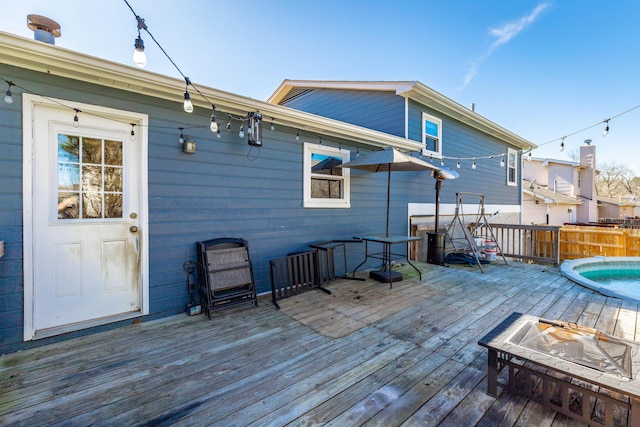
[460,2,550,89]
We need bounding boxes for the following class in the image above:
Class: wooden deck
[2,261,639,426]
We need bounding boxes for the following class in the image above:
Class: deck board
[1,261,637,426]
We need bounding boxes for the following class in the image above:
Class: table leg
[487,349,498,397]
[405,242,422,281]
[351,240,369,279]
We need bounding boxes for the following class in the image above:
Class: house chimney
[470,103,475,112]
[27,15,61,45]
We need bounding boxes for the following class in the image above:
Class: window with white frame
[507,148,517,186]
[303,142,350,208]
[421,112,442,158]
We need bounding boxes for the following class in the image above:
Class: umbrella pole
[386,168,391,237]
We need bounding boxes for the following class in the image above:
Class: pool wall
[560,256,640,303]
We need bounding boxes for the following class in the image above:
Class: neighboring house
[0,31,534,354]
[522,179,582,225]
[522,143,598,225]
[267,80,534,227]
[598,196,640,220]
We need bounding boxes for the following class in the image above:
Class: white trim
[404,97,409,139]
[421,112,442,158]
[408,203,521,217]
[303,142,351,208]
[22,94,149,341]
[507,148,518,187]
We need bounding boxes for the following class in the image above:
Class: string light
[178,127,185,144]
[270,120,275,131]
[356,147,360,157]
[132,16,147,68]
[440,158,445,166]
[603,119,610,137]
[560,136,566,152]
[209,108,218,133]
[238,123,244,138]
[130,123,136,141]
[527,151,532,161]
[227,117,232,132]
[183,77,193,113]
[73,109,80,128]
[456,161,461,169]
[216,128,221,139]
[296,130,300,141]
[471,158,477,169]
[4,81,13,104]
[500,155,505,168]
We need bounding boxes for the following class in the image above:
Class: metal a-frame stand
[445,192,507,272]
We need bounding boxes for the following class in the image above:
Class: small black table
[352,234,422,286]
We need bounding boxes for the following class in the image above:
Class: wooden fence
[560,225,640,259]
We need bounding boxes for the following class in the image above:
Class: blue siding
[0,65,437,354]
[280,88,405,137]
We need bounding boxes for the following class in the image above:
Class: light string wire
[122,0,257,125]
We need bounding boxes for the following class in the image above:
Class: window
[507,148,517,186]
[303,142,350,208]
[421,112,442,158]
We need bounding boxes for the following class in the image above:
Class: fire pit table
[478,312,640,426]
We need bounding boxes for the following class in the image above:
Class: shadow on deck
[2,261,638,426]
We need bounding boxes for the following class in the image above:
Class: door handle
[130,226,138,233]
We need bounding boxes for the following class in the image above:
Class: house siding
[279,88,406,137]
[407,99,521,206]
[0,65,437,354]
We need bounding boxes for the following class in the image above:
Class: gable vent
[279,88,313,105]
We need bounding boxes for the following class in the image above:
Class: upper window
[303,142,350,208]
[507,148,517,186]
[421,113,442,158]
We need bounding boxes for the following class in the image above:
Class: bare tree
[596,160,637,197]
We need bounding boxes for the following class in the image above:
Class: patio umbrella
[338,147,443,236]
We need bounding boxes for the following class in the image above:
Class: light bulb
[130,130,136,141]
[560,141,565,152]
[217,129,221,139]
[603,124,610,137]
[500,157,505,167]
[4,88,13,104]
[247,124,253,136]
[227,122,232,132]
[472,159,477,169]
[73,112,79,128]
[178,128,185,144]
[440,159,445,166]
[296,130,300,141]
[133,36,147,67]
[183,91,193,113]
[456,161,461,169]
[210,115,218,133]
[527,152,532,161]
[270,121,275,131]
[239,125,245,138]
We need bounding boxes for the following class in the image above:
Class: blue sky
[3,1,639,172]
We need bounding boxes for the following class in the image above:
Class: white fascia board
[0,32,421,151]
[407,82,535,151]
[267,79,417,104]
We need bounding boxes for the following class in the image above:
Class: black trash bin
[427,232,446,266]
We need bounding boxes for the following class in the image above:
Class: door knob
[130,226,138,233]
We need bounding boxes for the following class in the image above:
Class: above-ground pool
[560,257,640,303]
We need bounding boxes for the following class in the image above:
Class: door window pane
[57,133,124,220]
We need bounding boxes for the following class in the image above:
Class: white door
[24,96,148,339]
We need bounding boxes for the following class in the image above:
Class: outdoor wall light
[247,112,262,147]
[183,136,196,154]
